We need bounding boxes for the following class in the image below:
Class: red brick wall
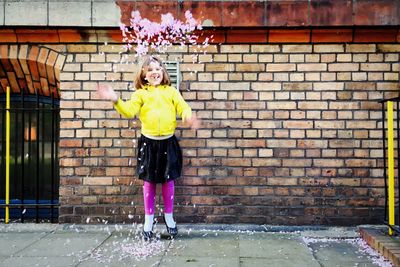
[57,40,400,225]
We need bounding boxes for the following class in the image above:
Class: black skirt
[136,135,183,184]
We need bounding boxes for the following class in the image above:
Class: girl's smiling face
[145,61,164,86]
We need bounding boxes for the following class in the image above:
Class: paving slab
[77,230,167,266]
[309,241,377,266]
[1,256,76,267]
[0,224,393,267]
[0,256,7,264]
[168,231,240,258]
[239,232,312,259]
[0,232,49,256]
[14,231,110,258]
[302,227,360,238]
[161,256,239,267]
[240,257,320,267]
[78,255,163,267]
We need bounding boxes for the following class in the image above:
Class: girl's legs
[162,179,176,228]
[143,181,156,232]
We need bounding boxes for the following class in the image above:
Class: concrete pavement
[0,223,392,267]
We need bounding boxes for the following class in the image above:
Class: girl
[97,56,199,240]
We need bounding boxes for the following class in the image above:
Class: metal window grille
[0,91,60,223]
[164,61,181,90]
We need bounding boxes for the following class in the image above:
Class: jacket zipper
[157,87,161,135]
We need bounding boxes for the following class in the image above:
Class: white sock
[164,213,176,228]
[144,214,154,232]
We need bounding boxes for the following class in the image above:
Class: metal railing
[0,87,60,223]
[380,97,400,235]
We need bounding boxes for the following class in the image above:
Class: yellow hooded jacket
[114,85,192,136]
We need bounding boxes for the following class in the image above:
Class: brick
[360,63,391,71]
[384,53,399,62]
[259,55,273,63]
[243,73,258,81]
[283,159,312,167]
[252,82,281,91]
[220,45,250,53]
[368,54,384,62]
[331,178,360,186]
[228,54,242,62]
[337,54,352,62]
[283,83,312,90]
[0,30,17,43]
[266,64,296,72]
[237,101,265,109]
[220,82,250,91]
[267,101,296,110]
[312,29,353,43]
[346,44,376,53]
[267,178,298,186]
[269,30,310,43]
[267,140,296,148]
[237,139,266,148]
[82,63,112,72]
[283,121,313,129]
[290,73,304,82]
[298,140,328,148]
[251,45,280,53]
[274,54,289,63]
[354,28,397,43]
[228,73,243,81]
[60,139,82,147]
[67,44,97,53]
[236,64,265,72]
[314,44,345,53]
[227,29,268,43]
[377,82,399,90]
[220,120,251,128]
[282,45,312,53]
[328,63,359,72]
[190,82,219,91]
[206,64,235,72]
[252,120,280,129]
[347,121,376,129]
[274,73,289,81]
[352,73,367,81]
[329,140,360,148]
[337,72,351,80]
[298,63,327,71]
[352,54,368,62]
[60,158,82,167]
[314,82,344,91]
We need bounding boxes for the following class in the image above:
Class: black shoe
[164,215,178,237]
[142,230,153,241]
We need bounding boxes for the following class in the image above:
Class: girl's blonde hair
[135,56,171,89]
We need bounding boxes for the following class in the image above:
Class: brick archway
[0,45,65,98]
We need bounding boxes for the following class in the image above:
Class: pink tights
[143,180,174,215]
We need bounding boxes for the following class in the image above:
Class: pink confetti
[119,10,212,57]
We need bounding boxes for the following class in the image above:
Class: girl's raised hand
[96,83,118,102]
[186,113,201,130]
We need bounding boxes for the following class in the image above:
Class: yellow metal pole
[5,86,10,224]
[387,101,395,235]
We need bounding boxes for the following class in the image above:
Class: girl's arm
[97,83,118,102]
[185,113,200,130]
[172,88,200,129]
[96,83,142,118]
